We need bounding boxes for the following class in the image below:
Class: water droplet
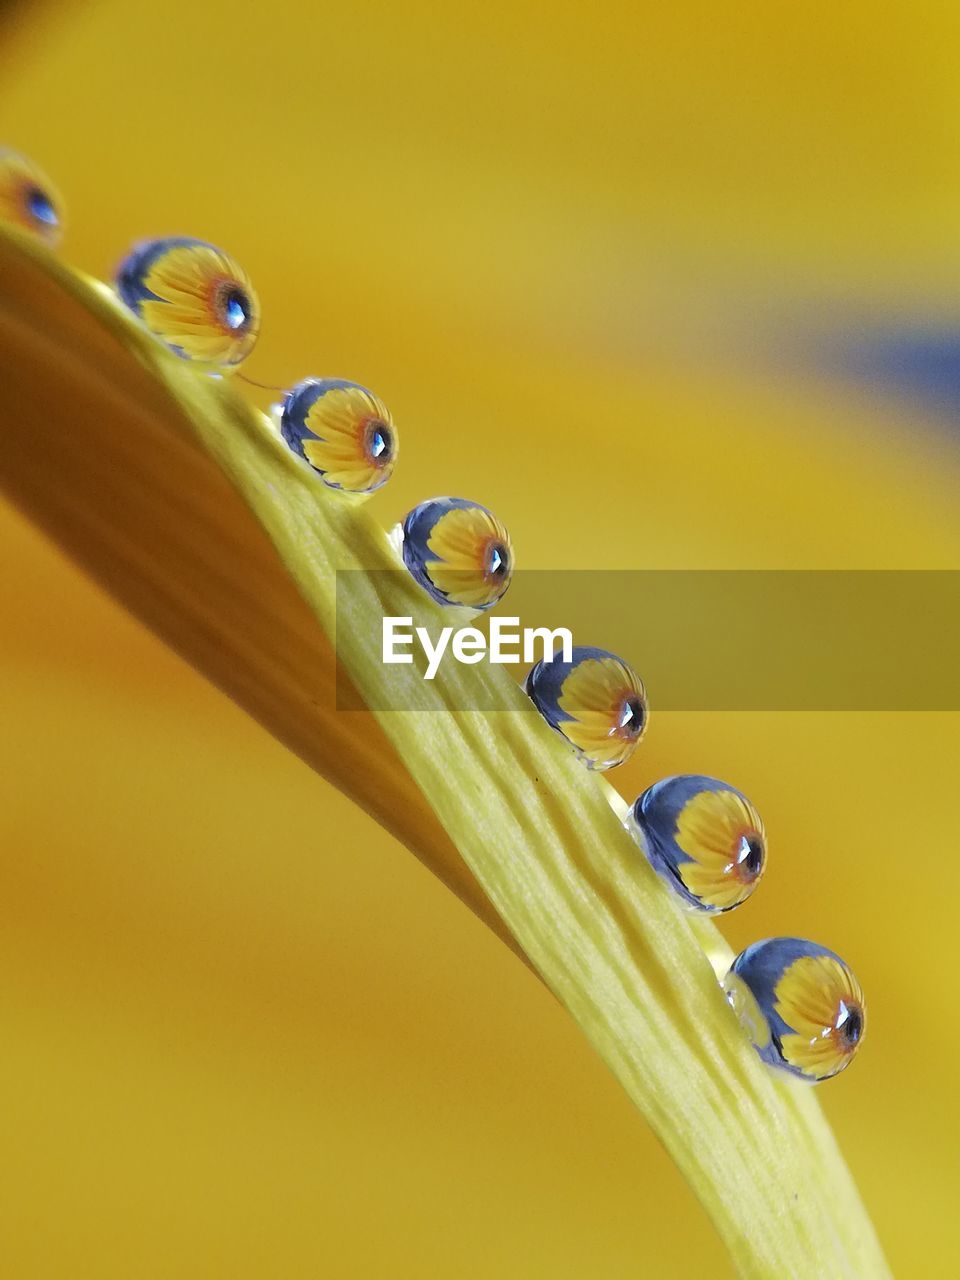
[526,646,647,770]
[626,775,765,912]
[723,938,866,1081]
[115,237,259,371]
[279,378,397,494]
[401,498,513,609]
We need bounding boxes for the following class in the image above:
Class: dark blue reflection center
[223,289,249,331]
[26,186,57,227]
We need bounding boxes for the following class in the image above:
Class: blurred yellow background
[2,1,960,1274]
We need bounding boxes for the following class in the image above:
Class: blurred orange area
[1,0,959,1275]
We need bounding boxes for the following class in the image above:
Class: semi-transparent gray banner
[334,570,960,711]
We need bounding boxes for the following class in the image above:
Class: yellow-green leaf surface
[0,226,889,1278]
